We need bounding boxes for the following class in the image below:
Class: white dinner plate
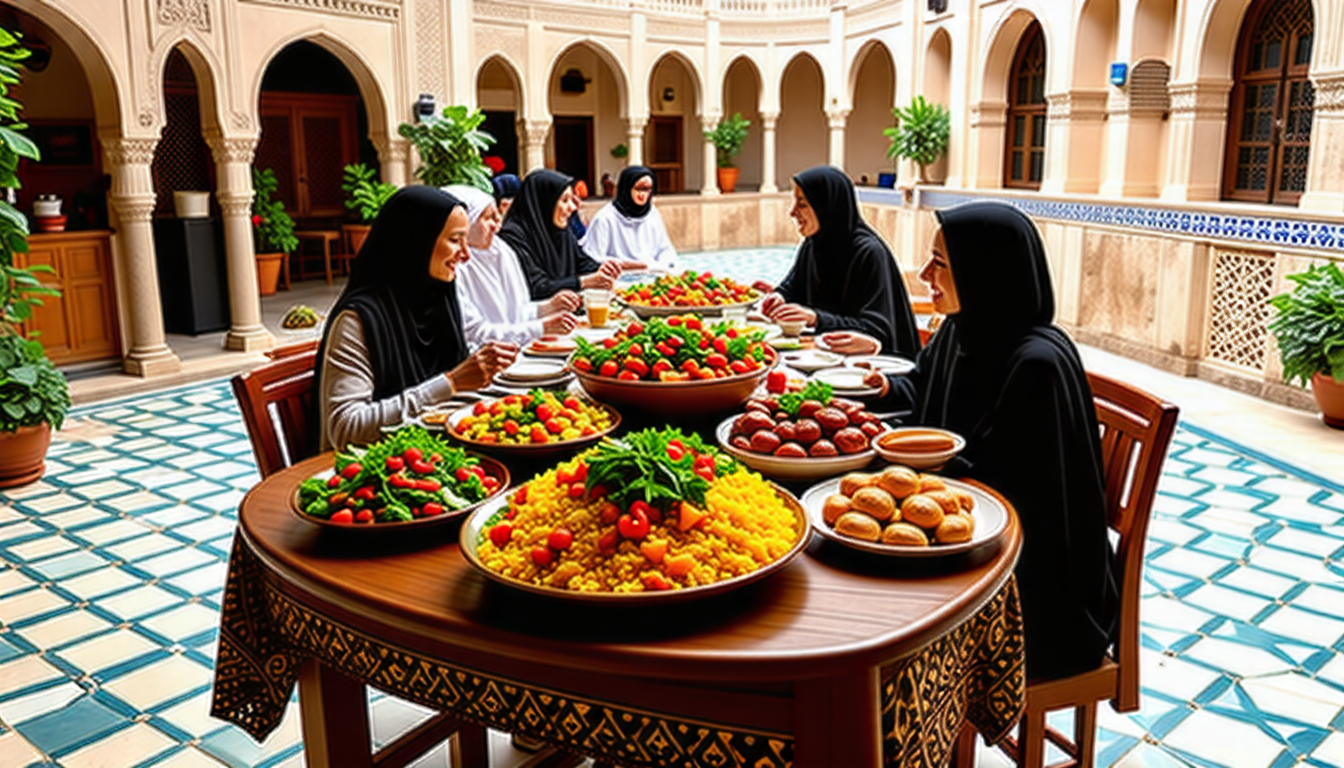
[800,475,1007,557]
[491,371,574,390]
[780,349,845,373]
[498,360,568,382]
[846,355,916,376]
[812,367,882,397]
[523,337,578,358]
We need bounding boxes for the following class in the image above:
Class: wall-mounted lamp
[415,93,437,122]
[927,0,948,12]
[559,68,589,94]
[1109,62,1128,87]
[662,86,675,103]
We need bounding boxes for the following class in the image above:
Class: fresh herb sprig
[584,427,735,511]
[777,380,834,417]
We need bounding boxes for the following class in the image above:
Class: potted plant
[252,167,298,296]
[884,95,951,184]
[1268,262,1344,428]
[396,104,496,191]
[341,163,396,257]
[0,26,70,488]
[704,113,751,193]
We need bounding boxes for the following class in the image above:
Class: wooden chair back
[232,350,319,478]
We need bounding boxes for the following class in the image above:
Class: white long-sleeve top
[455,237,548,349]
[318,309,457,451]
[579,203,678,269]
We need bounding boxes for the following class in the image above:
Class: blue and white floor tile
[2,247,1344,767]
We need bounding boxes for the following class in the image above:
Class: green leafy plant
[251,167,298,254]
[397,104,496,191]
[341,163,397,223]
[1268,262,1344,387]
[610,143,629,160]
[703,113,751,169]
[884,96,951,181]
[0,27,68,433]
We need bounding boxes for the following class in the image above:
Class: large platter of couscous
[459,428,810,601]
[444,390,621,458]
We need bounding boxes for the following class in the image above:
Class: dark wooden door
[481,110,519,175]
[1004,21,1046,190]
[553,116,593,191]
[257,92,358,220]
[649,116,683,193]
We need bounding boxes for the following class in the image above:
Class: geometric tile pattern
[3,248,1344,767]
[1205,249,1275,372]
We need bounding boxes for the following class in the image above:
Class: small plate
[498,360,568,382]
[781,349,845,373]
[812,367,882,397]
[491,371,574,390]
[846,355,916,376]
[873,427,966,470]
[767,336,805,351]
[524,336,578,358]
[801,475,1007,557]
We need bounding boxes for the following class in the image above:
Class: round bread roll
[952,489,976,512]
[834,511,882,542]
[935,513,975,543]
[850,487,897,522]
[838,472,876,497]
[924,490,961,515]
[917,474,947,493]
[882,521,929,546]
[822,494,852,525]
[875,466,920,498]
[900,494,945,529]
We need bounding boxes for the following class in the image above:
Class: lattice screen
[151,65,214,217]
[1206,249,1275,372]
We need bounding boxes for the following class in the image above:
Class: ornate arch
[547,38,631,117]
[475,53,527,121]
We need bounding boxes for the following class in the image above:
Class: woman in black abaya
[313,186,518,451]
[866,200,1118,680]
[496,169,622,301]
[758,166,920,359]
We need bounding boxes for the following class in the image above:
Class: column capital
[216,190,255,217]
[759,111,779,129]
[700,115,721,133]
[108,193,157,223]
[1312,72,1344,114]
[826,109,850,128]
[524,119,552,146]
[1045,90,1108,122]
[203,133,258,165]
[371,135,410,163]
[101,136,158,167]
[969,100,1007,129]
[1168,80,1233,118]
[625,116,649,134]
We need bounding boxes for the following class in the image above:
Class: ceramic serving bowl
[872,427,966,470]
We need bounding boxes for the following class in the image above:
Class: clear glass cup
[583,289,611,328]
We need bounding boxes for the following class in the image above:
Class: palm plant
[884,96,951,182]
[397,105,496,191]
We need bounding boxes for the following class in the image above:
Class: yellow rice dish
[475,455,801,593]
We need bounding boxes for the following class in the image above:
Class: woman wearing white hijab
[446,184,580,349]
[579,166,677,271]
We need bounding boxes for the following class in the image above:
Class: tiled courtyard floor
[3,248,1344,767]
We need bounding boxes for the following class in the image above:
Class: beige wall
[846,43,896,185]
[777,54,827,186]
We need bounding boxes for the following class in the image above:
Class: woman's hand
[598,261,624,279]
[819,331,880,356]
[619,260,647,271]
[541,312,578,335]
[758,292,784,316]
[862,370,890,398]
[580,271,614,290]
[544,290,581,314]
[448,341,519,392]
[767,302,817,326]
[751,280,775,294]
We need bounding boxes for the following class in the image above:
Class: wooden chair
[955,371,1178,768]
[231,350,319,478]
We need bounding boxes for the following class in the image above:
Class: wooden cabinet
[256,92,359,220]
[20,231,121,365]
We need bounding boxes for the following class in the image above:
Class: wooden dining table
[210,450,1025,768]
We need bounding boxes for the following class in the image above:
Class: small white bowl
[873,427,966,470]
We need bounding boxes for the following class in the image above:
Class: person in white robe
[579,165,678,271]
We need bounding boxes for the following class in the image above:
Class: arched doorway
[476,56,523,176]
[1221,0,1314,205]
[647,53,700,194]
[778,53,827,186]
[722,56,762,191]
[846,41,895,187]
[548,43,627,194]
[1004,21,1046,189]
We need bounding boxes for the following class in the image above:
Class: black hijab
[886,201,1118,680]
[316,185,469,401]
[775,166,920,358]
[497,169,602,299]
[613,166,654,218]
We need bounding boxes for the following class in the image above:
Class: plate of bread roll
[800,466,1007,556]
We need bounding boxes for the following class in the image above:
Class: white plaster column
[827,109,849,170]
[625,116,648,168]
[103,137,182,377]
[967,100,1008,189]
[1161,80,1233,202]
[1299,72,1344,212]
[522,118,551,173]
[759,112,779,193]
[1099,89,1167,198]
[371,135,410,186]
[1040,89,1109,194]
[205,134,273,353]
[700,116,721,196]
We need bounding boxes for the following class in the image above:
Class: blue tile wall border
[856,188,1344,254]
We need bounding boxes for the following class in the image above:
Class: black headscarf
[881,201,1118,681]
[613,166,654,219]
[497,169,603,299]
[774,166,920,358]
[315,185,469,402]
[492,174,521,205]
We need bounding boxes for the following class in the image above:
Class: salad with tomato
[453,390,616,445]
[617,270,759,308]
[570,315,774,382]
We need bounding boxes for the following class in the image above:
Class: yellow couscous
[475,454,801,593]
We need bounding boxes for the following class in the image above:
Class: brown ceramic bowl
[570,349,776,416]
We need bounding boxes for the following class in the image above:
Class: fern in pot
[1268,261,1344,428]
[0,26,69,486]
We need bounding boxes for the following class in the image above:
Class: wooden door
[648,116,683,193]
[257,93,359,219]
[1004,22,1046,190]
[553,116,594,191]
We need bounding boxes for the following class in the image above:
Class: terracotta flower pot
[256,252,285,296]
[717,166,740,194]
[1311,372,1344,429]
[343,224,372,258]
[0,423,52,488]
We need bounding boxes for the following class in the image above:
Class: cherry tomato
[766,369,788,394]
[403,447,423,462]
[411,459,434,474]
[548,528,574,551]
[385,456,405,472]
[531,545,554,567]
[327,474,343,488]
[667,443,686,461]
[422,502,444,516]
[330,509,354,524]
[489,523,512,547]
[340,462,363,479]
[355,509,374,523]
[600,360,619,377]
[536,403,555,421]
[473,401,489,416]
